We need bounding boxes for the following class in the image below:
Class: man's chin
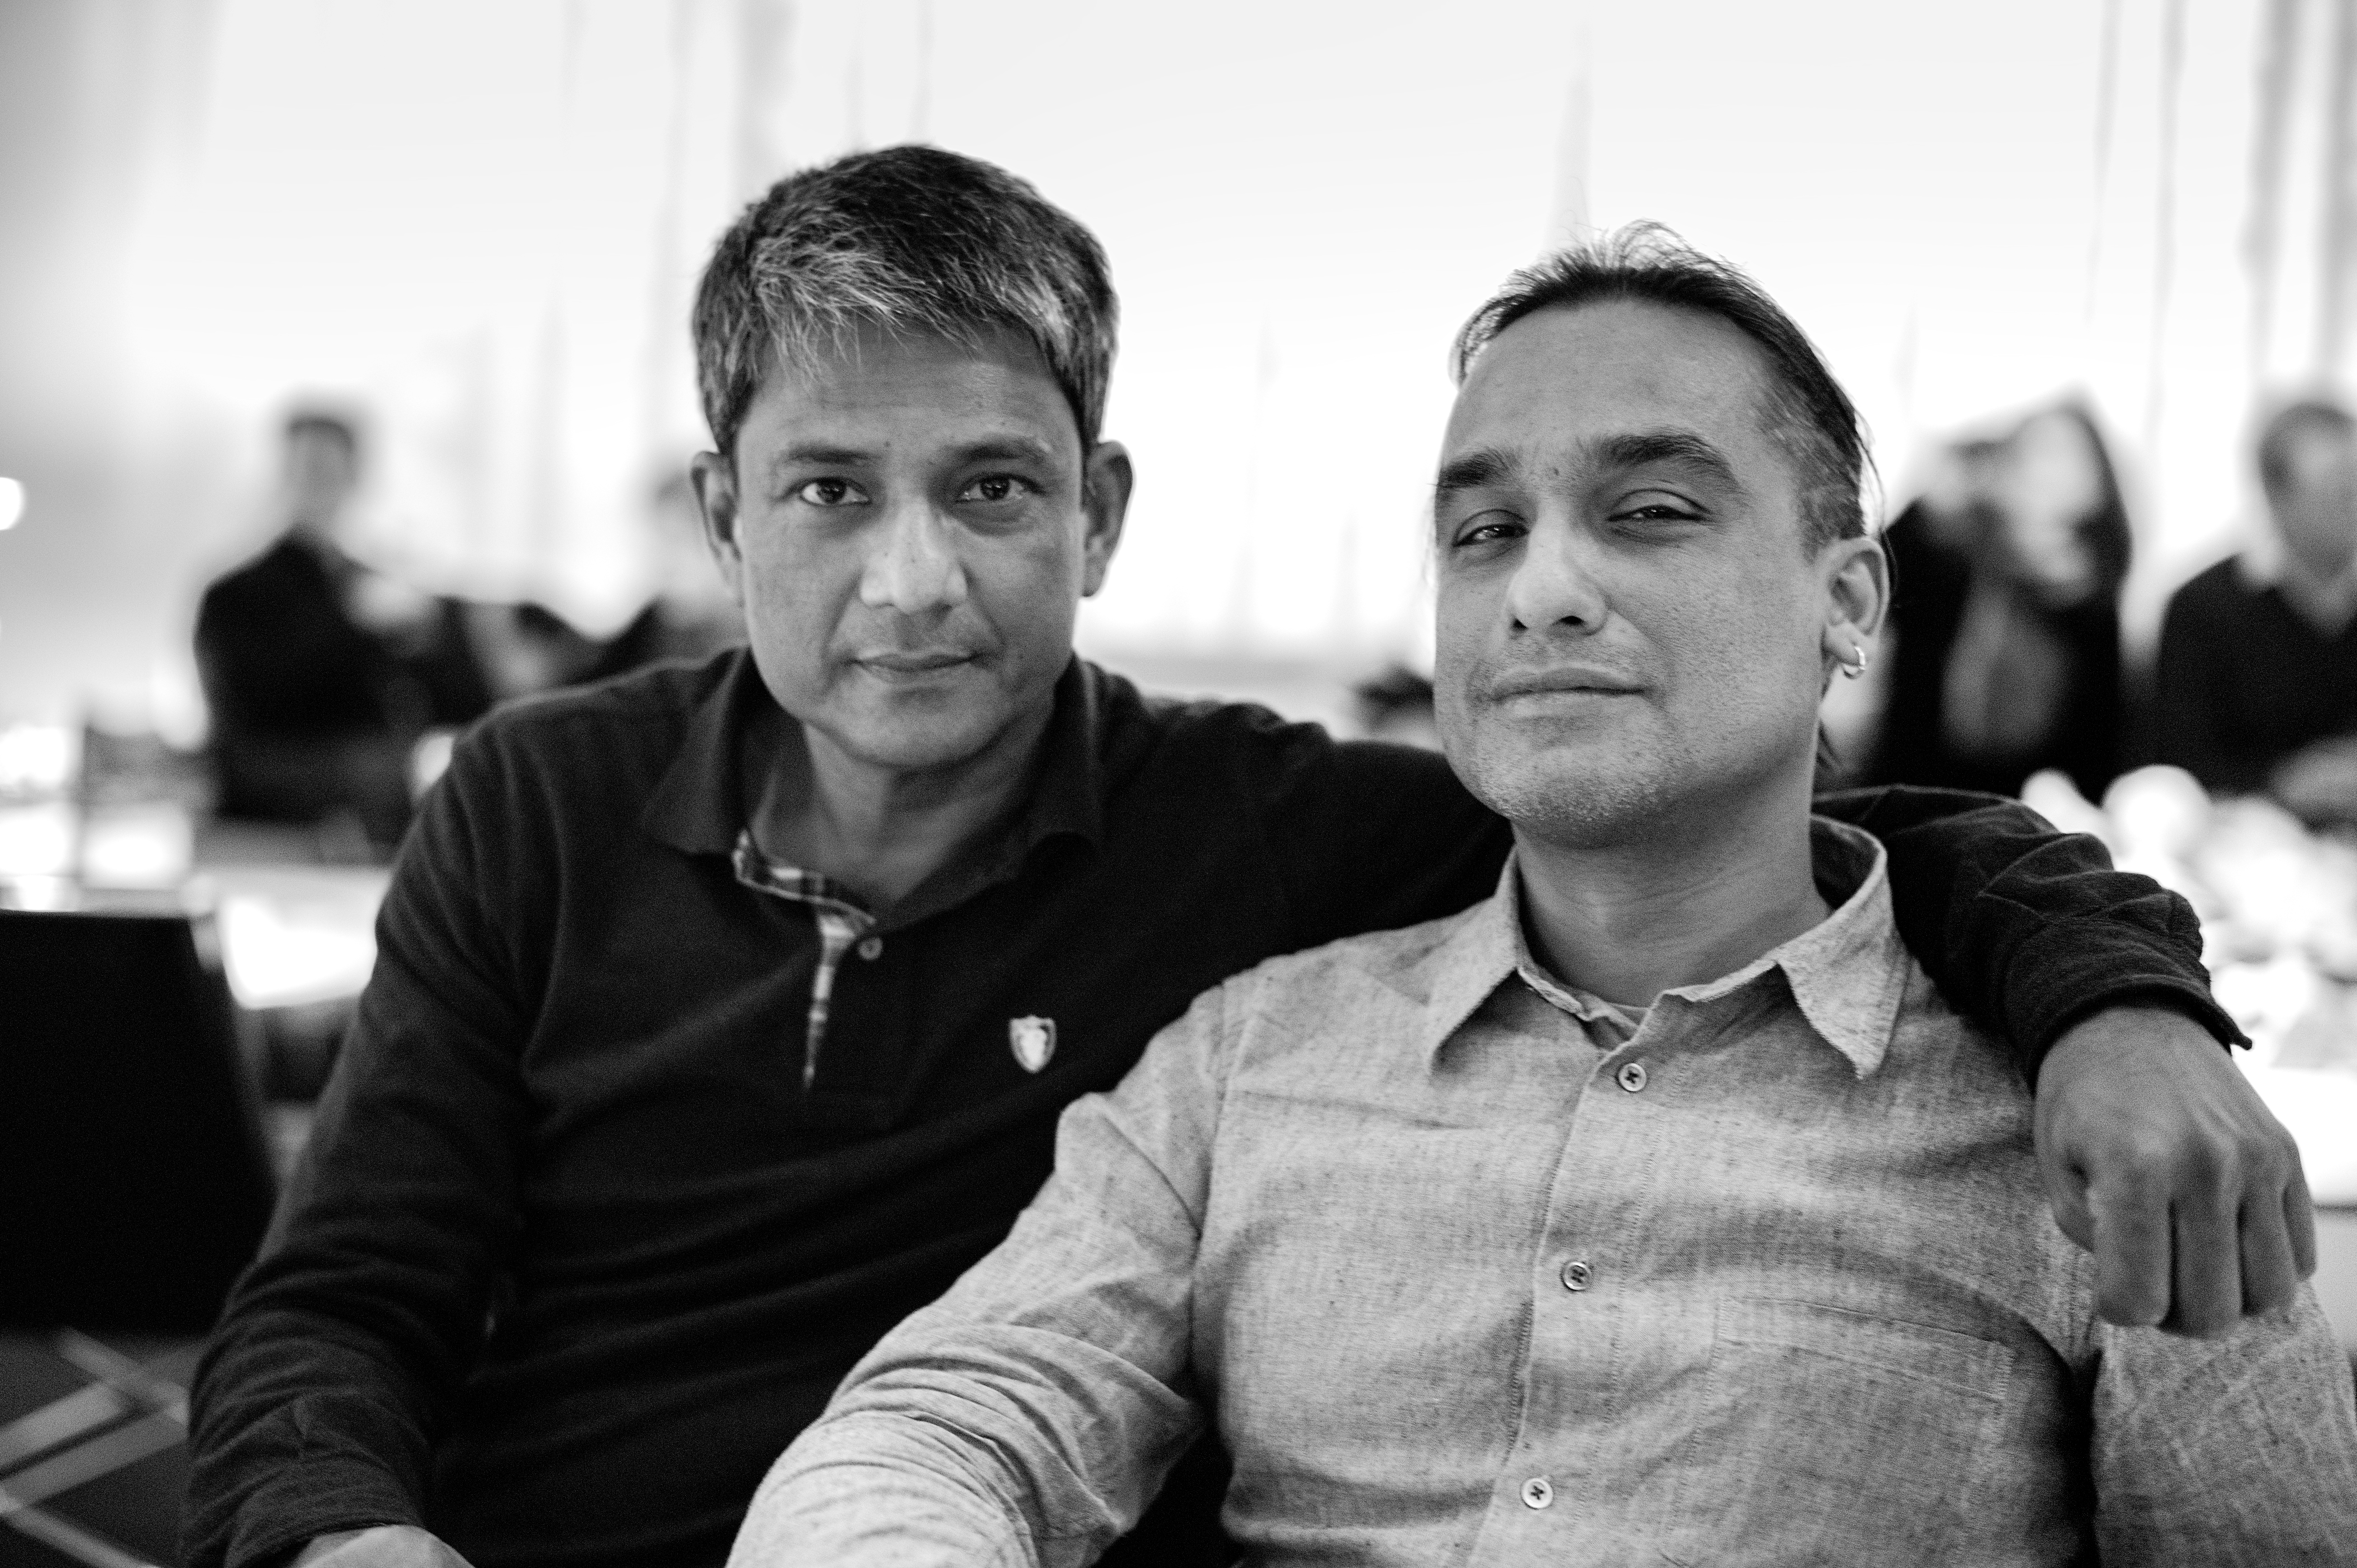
[816,687,1022,776]
[1456,741,1684,846]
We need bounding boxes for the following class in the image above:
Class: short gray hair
[692,146,1118,462]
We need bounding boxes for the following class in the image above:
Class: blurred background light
[213,870,388,1010]
[0,477,23,531]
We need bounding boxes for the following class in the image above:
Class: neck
[744,694,1055,912]
[1513,762,1828,1008]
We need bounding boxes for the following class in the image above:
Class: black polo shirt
[184,651,2231,1568]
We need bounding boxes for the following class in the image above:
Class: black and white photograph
[2,2,2355,1563]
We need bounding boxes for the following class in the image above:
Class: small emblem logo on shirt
[1009,1015,1057,1073]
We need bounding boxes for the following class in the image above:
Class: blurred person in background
[1866,402,2131,802]
[574,468,748,683]
[2157,397,2357,824]
[183,148,2307,1568]
[194,409,497,852]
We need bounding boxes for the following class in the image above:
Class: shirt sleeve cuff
[220,1473,423,1568]
[2007,934,2248,1086]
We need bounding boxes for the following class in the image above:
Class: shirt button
[1520,1475,1554,1510]
[1559,1258,1592,1292]
[856,935,883,961]
[1615,1060,1647,1093]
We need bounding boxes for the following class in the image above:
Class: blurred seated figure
[575,469,747,683]
[2157,398,2357,825]
[1867,402,2131,801]
[194,410,494,850]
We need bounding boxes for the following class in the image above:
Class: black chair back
[0,908,277,1332]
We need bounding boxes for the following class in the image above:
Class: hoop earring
[1836,644,1870,680]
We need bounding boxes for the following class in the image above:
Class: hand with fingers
[2035,1006,2316,1334]
[290,1526,478,1568]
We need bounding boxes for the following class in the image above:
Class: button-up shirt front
[740,822,2357,1567]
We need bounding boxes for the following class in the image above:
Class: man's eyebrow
[1434,448,1520,495]
[1588,429,1743,489]
[950,436,1061,466]
[772,443,876,468]
[769,436,1064,471]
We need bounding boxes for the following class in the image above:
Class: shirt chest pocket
[1659,1298,2016,1568]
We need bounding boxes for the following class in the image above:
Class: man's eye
[1451,515,1526,548]
[1609,498,1701,526]
[956,474,1038,505]
[792,478,866,506]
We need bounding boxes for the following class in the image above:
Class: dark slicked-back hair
[692,145,1118,463]
[1451,223,1870,552]
[2256,397,2357,500]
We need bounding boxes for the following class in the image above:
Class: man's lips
[1486,666,1646,699]
[854,648,980,676]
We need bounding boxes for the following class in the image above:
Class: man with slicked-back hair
[188,149,2311,1568]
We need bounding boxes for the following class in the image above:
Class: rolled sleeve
[729,983,1237,1568]
[2091,1289,2357,1563]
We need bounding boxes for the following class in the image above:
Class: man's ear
[689,449,747,605]
[1079,439,1134,599]
[1821,532,1890,662]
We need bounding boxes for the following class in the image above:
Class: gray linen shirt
[731,820,2357,1566]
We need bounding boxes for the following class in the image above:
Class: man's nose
[1504,514,1607,631]
[860,501,969,614]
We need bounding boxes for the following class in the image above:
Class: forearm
[2092,1290,2357,1560]
[184,1307,443,1568]
[732,1412,1042,1568]
[727,1289,1203,1567]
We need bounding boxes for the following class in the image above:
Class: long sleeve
[182,732,541,1568]
[728,986,1231,1568]
[2090,1288,2357,1562]
[1816,784,2240,1082]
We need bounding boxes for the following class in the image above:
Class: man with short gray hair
[188,152,2314,1568]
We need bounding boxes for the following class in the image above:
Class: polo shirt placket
[731,833,878,1090]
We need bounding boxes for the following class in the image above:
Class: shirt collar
[640,648,768,855]
[1419,816,1910,1078]
[640,648,1107,863]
